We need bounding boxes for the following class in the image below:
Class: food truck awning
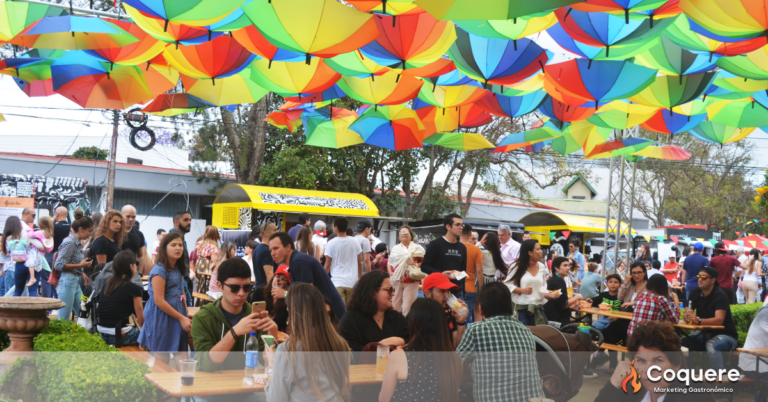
[520,212,636,235]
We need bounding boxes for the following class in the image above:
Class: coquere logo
[622,359,642,394]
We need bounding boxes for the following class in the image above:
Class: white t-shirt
[312,234,327,251]
[355,234,372,255]
[150,240,161,256]
[242,255,255,282]
[324,236,362,288]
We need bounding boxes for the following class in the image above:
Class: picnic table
[144,364,382,397]
[580,307,725,330]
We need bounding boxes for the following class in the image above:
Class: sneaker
[583,370,598,379]
[591,352,610,368]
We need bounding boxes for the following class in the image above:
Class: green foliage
[737,331,747,348]
[730,302,763,333]
[0,330,8,351]
[70,146,108,161]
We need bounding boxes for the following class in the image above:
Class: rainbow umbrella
[141,93,216,116]
[626,145,691,161]
[180,66,269,106]
[346,0,424,16]
[543,59,657,108]
[547,22,659,60]
[413,99,493,135]
[539,97,596,122]
[417,82,488,108]
[454,12,556,41]
[337,70,423,105]
[587,101,658,129]
[85,19,166,66]
[266,110,303,133]
[243,0,380,60]
[303,106,364,149]
[716,47,768,80]
[122,0,246,27]
[414,0,583,20]
[124,4,222,46]
[359,13,456,73]
[628,72,716,109]
[447,28,548,88]
[570,0,668,17]
[11,15,139,50]
[689,121,755,144]
[701,83,751,101]
[163,36,256,84]
[283,84,347,103]
[490,72,545,96]
[635,0,683,22]
[707,99,768,128]
[424,133,495,150]
[641,107,707,134]
[680,0,768,40]
[398,58,456,78]
[348,105,425,150]
[324,51,390,78]
[0,49,64,97]
[585,138,655,159]
[230,25,305,63]
[51,51,178,109]
[420,68,476,89]
[713,72,768,94]
[250,58,341,99]
[634,34,718,75]
[475,90,548,118]
[550,120,612,155]
[492,126,563,153]
[663,15,766,60]
[10,76,54,98]
[204,1,253,32]
[0,1,67,42]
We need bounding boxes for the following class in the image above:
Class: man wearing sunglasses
[192,258,278,377]
[21,207,36,230]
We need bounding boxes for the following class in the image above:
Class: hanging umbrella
[85,19,166,66]
[283,84,347,103]
[324,51,390,78]
[547,22,659,60]
[266,110,303,133]
[337,70,424,105]
[475,90,548,118]
[539,97,596,122]
[230,25,305,63]
[51,51,178,109]
[417,82,488,108]
[707,99,768,128]
[634,0,682,26]
[627,144,691,160]
[701,83,751,101]
[122,0,247,27]
[490,72,545,96]
[634,34,718,75]
[569,0,668,14]
[424,132,495,150]
[543,59,657,108]
[447,28,548,88]
[0,49,64,97]
[628,72,716,109]
[688,121,755,144]
[397,58,456,78]
[141,93,216,116]
[663,15,766,61]
[242,0,380,60]
[454,12,556,41]
[587,101,658,129]
[250,58,341,99]
[347,0,424,16]
[0,1,67,42]
[358,13,456,74]
[550,120,612,155]
[641,107,707,134]
[420,68,476,89]
[413,99,493,135]
[181,65,269,106]
[348,105,425,150]
[303,106,364,149]
[414,0,583,20]
[585,138,655,159]
[204,1,253,32]
[124,4,222,46]
[163,36,256,84]
[713,72,768,94]
[716,47,768,80]
[680,0,768,40]
[11,15,139,50]
[492,125,563,153]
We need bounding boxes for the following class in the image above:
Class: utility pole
[106,110,119,210]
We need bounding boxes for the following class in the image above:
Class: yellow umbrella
[180,65,269,106]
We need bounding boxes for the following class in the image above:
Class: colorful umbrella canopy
[124,4,221,46]
[628,72,716,109]
[543,59,658,108]
[414,0,584,20]
[163,36,256,84]
[447,28,548,87]
[634,34,718,75]
[475,90,548,118]
[122,0,247,27]
[707,99,768,128]
[51,51,178,109]
[11,76,54,98]
[85,19,166,66]
[204,1,253,32]
[492,125,563,153]
[413,99,493,135]
[634,0,683,24]
[230,25,305,63]
[337,70,422,105]
[0,1,67,42]
[547,22,659,60]
[539,97,596,122]
[359,13,456,72]
[180,65,269,106]
[347,0,425,16]
[266,110,303,133]
[587,101,658,129]
[627,144,691,160]
[303,106,364,149]
[11,15,139,50]
[0,49,63,97]
[570,0,668,16]
[419,68,476,89]
[417,82,488,108]
[284,84,347,103]
[243,0,380,60]
[324,51,390,78]
[348,105,425,150]
[250,58,341,99]
[688,121,755,144]
[663,15,767,60]
[141,93,216,116]
[550,120,612,155]
[490,72,545,96]
[641,107,707,134]
[585,137,655,159]
[679,0,768,40]
[716,47,768,80]
[454,12,556,41]
[701,83,751,101]
[713,72,768,93]
[397,57,456,78]
[424,132,495,150]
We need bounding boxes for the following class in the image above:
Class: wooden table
[187,307,199,319]
[144,364,382,397]
[580,307,724,330]
[737,348,768,401]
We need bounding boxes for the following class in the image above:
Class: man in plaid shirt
[457,282,540,402]
[628,275,680,336]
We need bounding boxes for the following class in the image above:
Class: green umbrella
[454,11,555,41]
[689,121,755,144]
[550,120,612,156]
[424,133,496,151]
[706,99,768,128]
[414,0,582,21]
[0,1,66,43]
[585,138,655,159]
[587,101,659,130]
[716,47,768,80]
[628,72,716,109]
[634,35,719,76]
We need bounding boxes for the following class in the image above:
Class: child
[25,216,55,293]
[587,274,623,331]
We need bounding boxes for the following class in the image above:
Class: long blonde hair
[210,241,235,273]
[37,216,53,239]
[286,284,351,402]
[95,210,125,247]
[199,225,220,249]
[295,225,314,257]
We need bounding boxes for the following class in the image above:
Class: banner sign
[0,174,90,231]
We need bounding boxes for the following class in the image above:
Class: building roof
[562,174,597,196]
[655,225,708,230]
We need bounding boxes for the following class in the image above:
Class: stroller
[529,324,601,402]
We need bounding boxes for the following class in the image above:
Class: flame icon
[621,359,642,394]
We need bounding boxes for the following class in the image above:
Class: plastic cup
[375,344,389,378]
[446,294,469,320]
[179,359,197,386]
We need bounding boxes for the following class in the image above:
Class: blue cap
[250,332,256,336]
[693,242,704,251]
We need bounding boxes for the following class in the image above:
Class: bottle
[244,332,258,380]
[686,301,693,324]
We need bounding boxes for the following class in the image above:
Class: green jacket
[191,298,265,372]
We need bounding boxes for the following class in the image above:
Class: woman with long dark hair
[97,250,144,346]
[54,216,95,320]
[92,210,125,265]
[295,225,322,261]
[740,248,765,303]
[636,244,653,265]
[480,232,506,283]
[379,298,462,402]
[619,261,648,308]
[504,240,558,325]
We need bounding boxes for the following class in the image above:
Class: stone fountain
[0,297,65,360]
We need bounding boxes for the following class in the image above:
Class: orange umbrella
[86,18,166,66]
[230,25,305,63]
[337,70,422,105]
[163,36,256,84]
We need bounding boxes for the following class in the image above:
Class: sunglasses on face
[696,275,712,280]
[378,286,395,294]
[399,231,410,235]
[223,283,254,293]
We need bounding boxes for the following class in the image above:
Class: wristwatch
[697,317,702,325]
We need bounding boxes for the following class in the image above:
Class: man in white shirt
[324,217,362,304]
[312,220,327,251]
[354,219,372,274]
[498,224,520,268]
[150,229,166,264]
[20,207,35,230]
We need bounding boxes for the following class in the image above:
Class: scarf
[389,242,425,282]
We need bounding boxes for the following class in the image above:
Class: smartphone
[261,335,276,350]
[252,301,266,312]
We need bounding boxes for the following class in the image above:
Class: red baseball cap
[422,273,458,291]
[275,264,291,284]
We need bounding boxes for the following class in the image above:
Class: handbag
[48,252,61,287]
[738,277,743,289]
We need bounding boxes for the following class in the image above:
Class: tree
[71,146,108,161]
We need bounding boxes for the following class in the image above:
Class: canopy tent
[212,184,379,229]
[520,211,635,246]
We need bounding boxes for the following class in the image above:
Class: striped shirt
[54,234,84,275]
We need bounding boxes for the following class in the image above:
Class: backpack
[9,240,27,263]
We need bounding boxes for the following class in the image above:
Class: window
[572,196,586,200]
[127,157,143,165]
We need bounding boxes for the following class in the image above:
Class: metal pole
[106,110,119,210]
[624,161,637,271]
[601,155,615,291]
[11,0,126,18]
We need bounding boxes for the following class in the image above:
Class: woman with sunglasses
[388,226,425,316]
[338,271,409,354]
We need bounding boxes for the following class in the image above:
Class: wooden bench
[192,292,215,305]
[120,346,178,374]
[598,343,628,353]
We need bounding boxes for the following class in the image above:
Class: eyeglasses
[399,231,410,235]
[696,275,712,280]
[378,286,395,294]
[26,213,36,217]
[223,283,254,293]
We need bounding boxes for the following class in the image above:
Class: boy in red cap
[423,272,468,348]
